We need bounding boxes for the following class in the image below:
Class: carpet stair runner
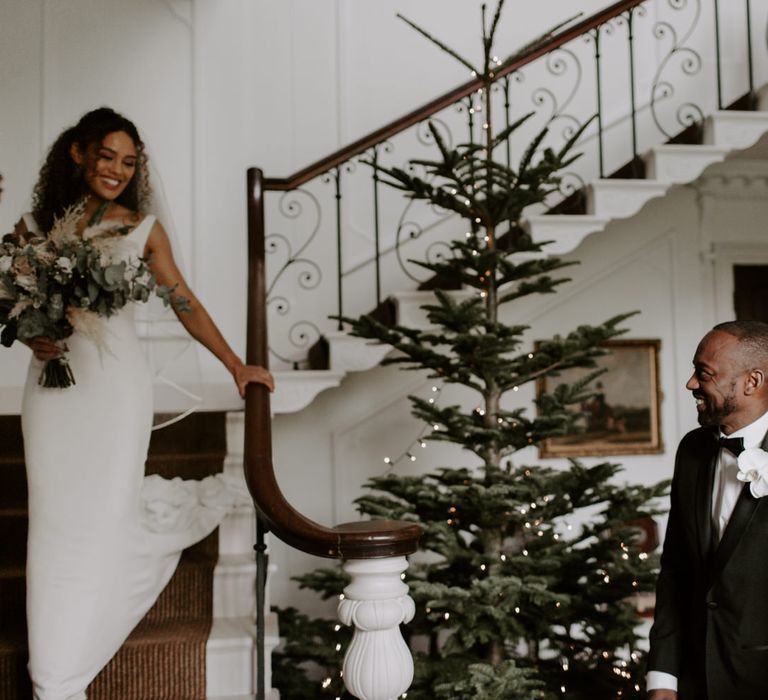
[0,412,227,700]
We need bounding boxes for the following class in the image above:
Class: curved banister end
[246,170,422,562]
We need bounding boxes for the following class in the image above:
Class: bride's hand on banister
[25,337,66,361]
[231,361,274,398]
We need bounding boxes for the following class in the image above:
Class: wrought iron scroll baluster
[465,95,476,145]
[746,0,756,108]
[464,95,477,185]
[333,167,343,330]
[650,0,705,141]
[502,76,512,167]
[626,8,640,176]
[371,145,382,307]
[590,26,606,178]
[255,517,268,700]
[713,0,723,109]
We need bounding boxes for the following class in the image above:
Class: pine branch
[397,13,480,75]
[487,1,506,58]
[496,13,583,75]
[490,111,535,150]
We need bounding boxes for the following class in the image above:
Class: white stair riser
[705,112,768,149]
[207,642,258,697]
[226,413,246,458]
[587,182,668,218]
[327,334,391,372]
[207,693,279,700]
[218,505,256,556]
[206,616,280,697]
[213,559,274,619]
[645,146,728,184]
[522,216,608,255]
[272,372,343,414]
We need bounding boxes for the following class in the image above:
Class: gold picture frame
[538,339,663,457]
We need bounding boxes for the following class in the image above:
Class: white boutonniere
[737,448,768,498]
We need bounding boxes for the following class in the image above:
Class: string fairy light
[381,383,445,469]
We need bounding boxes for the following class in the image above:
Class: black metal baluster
[626,8,641,177]
[334,167,343,330]
[502,76,512,169]
[255,517,268,700]
[371,146,382,307]
[591,27,605,179]
[745,0,756,109]
[466,96,476,184]
[466,95,476,145]
[714,0,723,110]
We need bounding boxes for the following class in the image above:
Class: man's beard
[696,393,737,427]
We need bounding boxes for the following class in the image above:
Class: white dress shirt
[646,410,768,693]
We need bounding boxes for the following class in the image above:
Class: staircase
[0,412,277,700]
[258,0,768,418]
[524,109,768,254]
[266,107,768,414]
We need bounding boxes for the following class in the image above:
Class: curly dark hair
[31,107,151,231]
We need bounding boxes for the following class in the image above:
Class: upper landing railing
[253,0,765,372]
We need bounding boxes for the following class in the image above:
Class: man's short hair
[713,320,768,370]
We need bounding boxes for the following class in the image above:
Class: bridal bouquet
[0,203,186,388]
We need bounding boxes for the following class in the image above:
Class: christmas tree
[273,3,668,697]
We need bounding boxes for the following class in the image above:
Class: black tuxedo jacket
[648,427,768,699]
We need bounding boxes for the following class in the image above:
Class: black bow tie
[718,436,745,457]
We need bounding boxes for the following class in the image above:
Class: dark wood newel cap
[334,520,422,559]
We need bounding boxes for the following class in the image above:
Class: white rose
[737,448,768,498]
[55,256,72,274]
[0,256,11,273]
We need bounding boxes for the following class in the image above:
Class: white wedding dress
[21,215,245,700]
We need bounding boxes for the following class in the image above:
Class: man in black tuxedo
[648,320,768,699]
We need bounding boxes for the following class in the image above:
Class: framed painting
[538,339,662,457]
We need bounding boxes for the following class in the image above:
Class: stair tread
[0,618,215,664]
[128,618,211,643]
[651,143,729,152]
[710,109,768,119]
[591,178,667,187]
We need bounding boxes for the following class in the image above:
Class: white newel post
[337,556,416,700]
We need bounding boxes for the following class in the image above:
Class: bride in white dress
[15,107,273,700]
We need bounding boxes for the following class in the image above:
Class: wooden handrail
[245,168,422,559]
[263,0,645,192]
